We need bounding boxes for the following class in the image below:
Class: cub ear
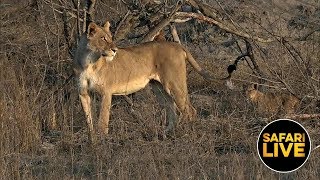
[253,83,258,89]
[87,22,98,37]
[103,21,112,37]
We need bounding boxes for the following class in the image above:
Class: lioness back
[122,41,185,57]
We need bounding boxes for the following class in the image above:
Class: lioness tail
[184,48,212,80]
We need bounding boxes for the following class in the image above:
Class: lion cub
[246,84,299,116]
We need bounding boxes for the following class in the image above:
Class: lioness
[246,84,300,116]
[74,21,212,141]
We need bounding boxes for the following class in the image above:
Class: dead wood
[58,0,273,44]
[141,1,182,42]
[77,0,81,36]
[285,114,320,120]
[185,0,275,43]
[217,39,264,82]
[169,24,181,44]
[114,10,132,40]
[114,11,142,42]
[187,0,222,21]
[87,0,96,22]
[174,12,273,43]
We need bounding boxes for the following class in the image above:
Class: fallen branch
[285,114,320,120]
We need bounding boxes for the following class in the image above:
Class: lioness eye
[101,37,108,42]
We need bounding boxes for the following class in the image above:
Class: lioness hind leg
[170,83,196,121]
[150,81,177,134]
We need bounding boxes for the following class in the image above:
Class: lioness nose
[111,47,118,53]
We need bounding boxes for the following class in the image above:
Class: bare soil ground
[1,0,319,179]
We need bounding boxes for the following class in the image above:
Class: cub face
[246,84,259,101]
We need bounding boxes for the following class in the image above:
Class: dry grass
[0,0,319,179]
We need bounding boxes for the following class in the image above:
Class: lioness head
[87,21,118,62]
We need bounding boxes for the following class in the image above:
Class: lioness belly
[112,75,159,95]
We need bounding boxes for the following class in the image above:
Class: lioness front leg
[98,94,112,137]
[79,89,94,142]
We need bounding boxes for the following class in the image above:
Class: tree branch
[174,12,274,43]
[141,1,182,43]
[87,0,96,22]
[169,24,181,44]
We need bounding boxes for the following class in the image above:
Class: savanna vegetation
[1,0,319,179]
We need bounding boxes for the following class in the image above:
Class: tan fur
[74,21,208,141]
[153,30,166,41]
[246,84,300,116]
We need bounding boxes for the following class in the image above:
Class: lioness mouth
[104,54,115,61]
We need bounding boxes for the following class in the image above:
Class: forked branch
[141,1,182,42]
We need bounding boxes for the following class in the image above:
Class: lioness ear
[87,22,98,37]
[103,21,112,37]
[103,21,110,32]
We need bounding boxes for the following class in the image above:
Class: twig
[77,0,81,37]
[296,28,320,41]
[243,72,281,85]
[43,0,79,12]
[172,17,192,23]
[232,78,285,89]
[62,10,73,57]
[115,10,131,38]
[224,39,264,81]
[82,7,87,33]
[51,8,83,22]
[244,40,263,77]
